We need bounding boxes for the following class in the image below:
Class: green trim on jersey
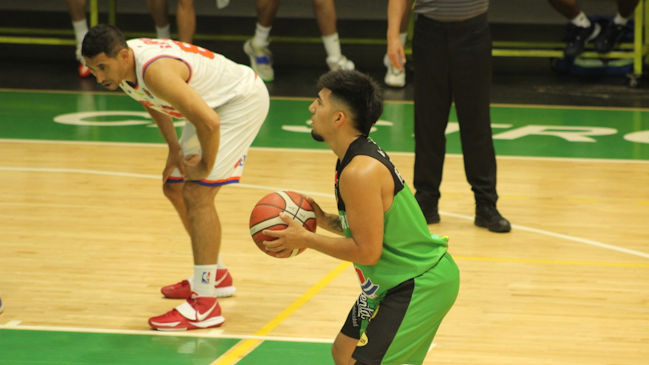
[342,184,448,301]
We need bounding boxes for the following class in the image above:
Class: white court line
[2,138,648,164]
[1,165,647,259]
[0,322,333,343]
[442,212,649,259]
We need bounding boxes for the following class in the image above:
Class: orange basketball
[249,191,317,258]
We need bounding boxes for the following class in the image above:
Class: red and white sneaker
[149,295,224,331]
[161,268,236,299]
[78,63,91,78]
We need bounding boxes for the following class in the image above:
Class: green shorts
[341,252,460,365]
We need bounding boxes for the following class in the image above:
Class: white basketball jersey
[120,38,259,118]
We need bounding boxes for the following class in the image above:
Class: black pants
[412,12,498,206]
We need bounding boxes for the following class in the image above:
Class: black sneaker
[594,21,629,53]
[475,205,511,233]
[415,195,440,224]
[564,23,600,58]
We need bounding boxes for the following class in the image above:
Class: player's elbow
[355,246,382,266]
[206,117,220,133]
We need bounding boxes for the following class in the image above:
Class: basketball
[249,191,317,258]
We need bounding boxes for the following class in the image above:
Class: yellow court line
[455,256,649,268]
[211,261,353,365]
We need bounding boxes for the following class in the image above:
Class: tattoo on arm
[325,214,343,234]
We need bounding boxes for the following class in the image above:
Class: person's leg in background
[312,0,355,71]
[412,16,452,225]
[243,0,279,82]
[547,0,600,58]
[175,0,195,43]
[146,0,195,42]
[64,0,91,77]
[594,0,640,53]
[146,0,171,38]
[448,14,510,233]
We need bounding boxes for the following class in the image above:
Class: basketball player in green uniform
[263,70,460,365]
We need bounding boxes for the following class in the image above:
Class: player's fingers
[262,240,282,251]
[262,229,281,238]
[278,212,297,225]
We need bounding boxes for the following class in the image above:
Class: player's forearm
[304,233,379,266]
[149,108,180,149]
[194,116,220,172]
[387,0,408,39]
[319,213,344,235]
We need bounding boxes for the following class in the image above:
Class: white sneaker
[383,54,406,88]
[327,55,355,71]
[243,39,274,82]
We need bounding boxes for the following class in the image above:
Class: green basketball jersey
[335,137,448,301]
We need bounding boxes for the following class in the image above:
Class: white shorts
[169,76,269,186]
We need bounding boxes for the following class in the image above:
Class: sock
[72,19,88,60]
[192,264,217,297]
[156,24,170,39]
[253,23,271,48]
[322,32,342,62]
[613,13,630,26]
[571,12,591,28]
[72,19,88,44]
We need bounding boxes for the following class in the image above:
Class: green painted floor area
[0,329,238,364]
[1,90,649,160]
[238,341,333,365]
[0,329,333,365]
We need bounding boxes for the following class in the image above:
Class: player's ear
[118,47,129,62]
[333,110,346,126]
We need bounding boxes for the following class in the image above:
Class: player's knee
[163,181,182,200]
[331,342,351,365]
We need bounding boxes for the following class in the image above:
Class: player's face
[308,89,333,142]
[84,52,124,90]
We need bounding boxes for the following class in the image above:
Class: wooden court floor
[1,128,648,364]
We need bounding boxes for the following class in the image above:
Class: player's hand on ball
[262,213,308,253]
[305,196,327,222]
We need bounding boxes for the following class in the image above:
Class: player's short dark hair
[81,24,128,58]
[316,70,383,136]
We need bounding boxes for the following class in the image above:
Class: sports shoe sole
[150,315,225,331]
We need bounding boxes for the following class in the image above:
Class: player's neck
[124,48,137,84]
[333,133,362,160]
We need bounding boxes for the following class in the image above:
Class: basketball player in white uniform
[82,24,269,330]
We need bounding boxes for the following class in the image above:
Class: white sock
[253,22,271,48]
[217,256,226,269]
[72,19,88,60]
[322,32,342,62]
[571,12,591,28]
[613,13,630,26]
[192,264,217,297]
[72,19,88,44]
[156,24,170,39]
